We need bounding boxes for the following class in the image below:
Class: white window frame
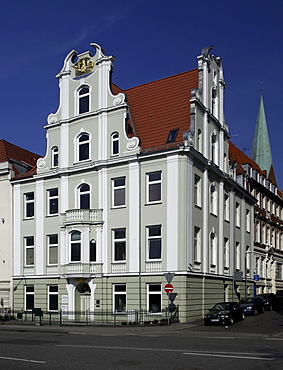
[77,85,90,115]
[194,226,201,263]
[70,230,81,262]
[236,241,241,271]
[113,284,126,313]
[147,284,162,314]
[47,188,59,215]
[147,225,162,260]
[25,285,34,311]
[211,132,218,165]
[112,177,126,208]
[236,202,240,227]
[48,234,58,265]
[246,209,250,233]
[51,146,58,168]
[146,171,162,204]
[24,192,34,218]
[111,132,119,156]
[224,194,229,221]
[210,230,217,267]
[113,228,126,262]
[194,174,201,207]
[224,237,229,270]
[48,285,59,312]
[77,183,91,209]
[76,132,90,162]
[25,236,34,266]
[210,183,218,215]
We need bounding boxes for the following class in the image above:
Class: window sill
[111,205,126,210]
[145,201,162,206]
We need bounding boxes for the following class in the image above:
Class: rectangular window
[147,171,161,203]
[113,228,126,261]
[113,284,126,313]
[25,285,34,311]
[25,192,34,218]
[25,236,34,266]
[48,188,58,215]
[48,285,58,311]
[112,177,126,207]
[148,225,162,260]
[236,202,240,227]
[224,194,229,221]
[194,226,201,262]
[236,242,240,271]
[48,234,58,265]
[147,284,161,313]
[90,240,96,262]
[246,209,250,233]
[194,175,201,207]
[224,237,229,269]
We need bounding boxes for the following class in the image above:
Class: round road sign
[164,283,174,293]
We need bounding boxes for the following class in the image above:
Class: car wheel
[254,309,258,316]
[229,317,234,325]
[241,312,245,320]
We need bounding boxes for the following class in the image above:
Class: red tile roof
[229,141,279,187]
[0,139,40,176]
[122,69,199,151]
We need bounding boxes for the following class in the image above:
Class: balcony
[62,209,103,226]
[60,263,103,277]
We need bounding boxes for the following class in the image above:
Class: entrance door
[75,282,91,321]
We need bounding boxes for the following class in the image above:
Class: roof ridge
[124,68,198,92]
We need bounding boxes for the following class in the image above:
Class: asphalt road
[1,310,283,369]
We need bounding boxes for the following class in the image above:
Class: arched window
[211,132,217,164]
[210,182,218,215]
[78,133,90,161]
[70,231,81,262]
[79,183,90,209]
[52,146,58,167]
[111,132,119,155]
[78,86,90,114]
[210,230,217,267]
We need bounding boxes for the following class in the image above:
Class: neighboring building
[229,95,283,295]
[11,44,255,322]
[0,140,39,312]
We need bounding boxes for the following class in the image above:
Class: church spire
[251,94,274,179]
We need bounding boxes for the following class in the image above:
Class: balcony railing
[62,209,103,225]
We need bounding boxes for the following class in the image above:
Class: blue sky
[1,0,283,185]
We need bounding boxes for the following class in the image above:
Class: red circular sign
[164,283,174,293]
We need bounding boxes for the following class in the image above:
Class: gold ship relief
[72,56,95,76]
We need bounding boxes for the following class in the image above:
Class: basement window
[166,129,179,143]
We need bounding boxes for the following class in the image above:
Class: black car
[204,302,245,326]
[239,297,265,315]
[257,293,278,311]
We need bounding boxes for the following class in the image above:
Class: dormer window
[166,129,179,143]
[78,86,90,114]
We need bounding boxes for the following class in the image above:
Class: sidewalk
[0,318,204,335]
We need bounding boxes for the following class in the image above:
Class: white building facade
[12,44,255,322]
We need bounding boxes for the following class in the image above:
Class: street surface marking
[0,356,46,364]
[55,344,274,361]
[205,337,235,339]
[182,352,274,361]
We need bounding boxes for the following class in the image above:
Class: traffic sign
[164,272,175,283]
[168,293,177,303]
[164,283,174,293]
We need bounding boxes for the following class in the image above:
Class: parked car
[239,297,265,315]
[256,293,278,311]
[204,302,245,326]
